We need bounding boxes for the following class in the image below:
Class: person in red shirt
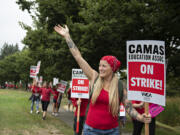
[132,101,156,135]
[54,24,151,135]
[71,96,88,135]
[30,80,41,114]
[52,85,59,116]
[40,81,54,120]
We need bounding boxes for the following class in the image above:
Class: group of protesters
[0,82,20,89]
[26,23,159,135]
[52,24,155,135]
[29,80,63,120]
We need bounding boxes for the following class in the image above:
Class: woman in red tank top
[54,24,152,135]
[40,81,54,120]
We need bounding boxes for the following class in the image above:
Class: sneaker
[42,116,46,120]
[30,110,33,114]
[36,110,39,114]
[52,112,55,116]
[55,113,58,117]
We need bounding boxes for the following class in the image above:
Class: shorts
[41,100,50,111]
[53,98,57,103]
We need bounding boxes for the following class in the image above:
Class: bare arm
[54,25,98,81]
[122,89,151,123]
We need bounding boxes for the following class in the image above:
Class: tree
[15,49,34,89]
[0,53,20,85]
[17,0,81,81]
[0,49,34,88]
[16,0,180,87]
[0,43,19,60]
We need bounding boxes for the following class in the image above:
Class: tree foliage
[0,0,179,94]
[0,49,33,85]
[0,43,19,60]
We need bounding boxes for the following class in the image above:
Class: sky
[0,0,33,50]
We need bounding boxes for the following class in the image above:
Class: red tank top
[85,89,118,129]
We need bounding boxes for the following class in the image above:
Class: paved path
[48,103,74,128]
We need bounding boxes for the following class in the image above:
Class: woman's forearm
[64,35,96,80]
[125,102,144,122]
[125,101,138,119]
[123,89,143,122]
[65,35,81,58]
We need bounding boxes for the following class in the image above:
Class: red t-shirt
[32,86,41,96]
[71,98,88,116]
[132,100,144,114]
[132,100,153,114]
[67,88,71,100]
[53,88,59,100]
[40,88,54,101]
[85,89,118,130]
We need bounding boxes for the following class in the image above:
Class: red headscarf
[101,55,121,72]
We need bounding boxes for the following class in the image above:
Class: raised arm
[122,89,151,123]
[54,25,98,81]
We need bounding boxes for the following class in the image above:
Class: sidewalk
[48,103,74,128]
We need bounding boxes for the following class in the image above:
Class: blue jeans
[31,98,39,111]
[83,124,120,135]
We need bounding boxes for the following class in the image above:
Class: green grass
[1,89,180,135]
[157,97,180,127]
[120,96,180,135]
[120,118,180,135]
[0,89,74,135]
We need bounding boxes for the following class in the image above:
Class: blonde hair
[91,73,119,117]
[42,81,47,88]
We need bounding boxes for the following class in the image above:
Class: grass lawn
[0,89,73,135]
[121,118,180,135]
[0,89,180,135]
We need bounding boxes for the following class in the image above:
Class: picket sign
[30,61,41,79]
[127,40,166,135]
[71,69,89,99]
[53,78,59,86]
[127,40,166,106]
[30,66,37,78]
[119,103,126,116]
[71,69,90,133]
[57,80,67,93]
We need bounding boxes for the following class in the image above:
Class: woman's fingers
[65,25,69,32]
[54,26,63,35]
[142,113,152,123]
[57,24,61,27]
[54,26,59,32]
[54,24,70,38]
